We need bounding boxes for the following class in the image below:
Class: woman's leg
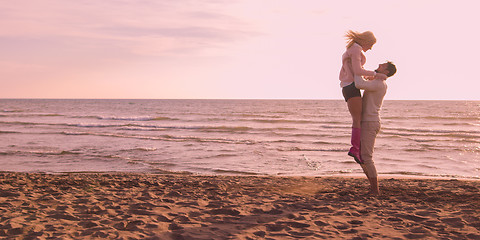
[347,96,362,128]
[347,96,363,163]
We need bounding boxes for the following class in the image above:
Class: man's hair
[386,61,397,77]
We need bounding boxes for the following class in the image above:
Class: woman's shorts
[342,82,361,102]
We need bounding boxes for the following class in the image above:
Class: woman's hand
[375,73,388,80]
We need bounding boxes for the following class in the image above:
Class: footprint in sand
[440,217,465,228]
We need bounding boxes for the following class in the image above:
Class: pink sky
[1,0,480,100]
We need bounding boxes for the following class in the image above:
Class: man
[354,61,397,195]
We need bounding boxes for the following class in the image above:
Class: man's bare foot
[368,189,380,196]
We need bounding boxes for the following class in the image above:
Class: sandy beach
[0,173,479,239]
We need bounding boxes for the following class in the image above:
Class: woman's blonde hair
[345,30,376,49]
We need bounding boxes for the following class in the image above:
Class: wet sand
[0,172,479,239]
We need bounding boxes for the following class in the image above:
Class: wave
[73,114,332,126]
[2,121,171,130]
[235,113,284,118]
[443,122,480,127]
[96,116,178,121]
[11,113,64,117]
[62,131,91,136]
[423,116,480,121]
[0,130,20,134]
[70,115,178,121]
[270,139,302,144]
[312,140,338,145]
[390,132,480,141]
[1,109,24,113]
[0,151,13,156]
[212,169,260,175]
[195,153,239,160]
[199,126,252,132]
[0,150,80,156]
[382,127,480,139]
[118,125,254,133]
[382,116,480,121]
[277,147,345,152]
[70,123,124,128]
[121,147,157,152]
[4,118,475,141]
[382,171,480,180]
[303,154,322,170]
[249,119,315,124]
[58,131,257,145]
[383,126,480,134]
[1,119,308,136]
[112,124,302,135]
[154,134,256,145]
[0,121,38,126]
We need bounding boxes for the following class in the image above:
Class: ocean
[0,99,479,179]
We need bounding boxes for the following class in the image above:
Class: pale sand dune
[0,173,479,239]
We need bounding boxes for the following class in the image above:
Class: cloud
[100,25,248,40]
[0,0,258,59]
[99,19,257,46]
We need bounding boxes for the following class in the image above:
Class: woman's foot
[348,147,363,164]
[349,127,363,164]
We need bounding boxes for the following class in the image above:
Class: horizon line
[1,98,479,101]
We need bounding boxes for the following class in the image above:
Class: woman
[339,30,387,164]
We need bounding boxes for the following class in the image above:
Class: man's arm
[354,75,382,91]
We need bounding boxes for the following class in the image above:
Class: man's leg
[360,121,381,194]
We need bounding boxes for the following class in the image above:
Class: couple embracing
[339,30,397,195]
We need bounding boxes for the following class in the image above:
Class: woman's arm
[350,45,376,77]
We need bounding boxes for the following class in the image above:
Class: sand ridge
[0,173,479,239]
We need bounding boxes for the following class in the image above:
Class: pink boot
[348,127,363,164]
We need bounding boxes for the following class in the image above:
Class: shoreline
[2,170,478,181]
[1,172,479,239]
